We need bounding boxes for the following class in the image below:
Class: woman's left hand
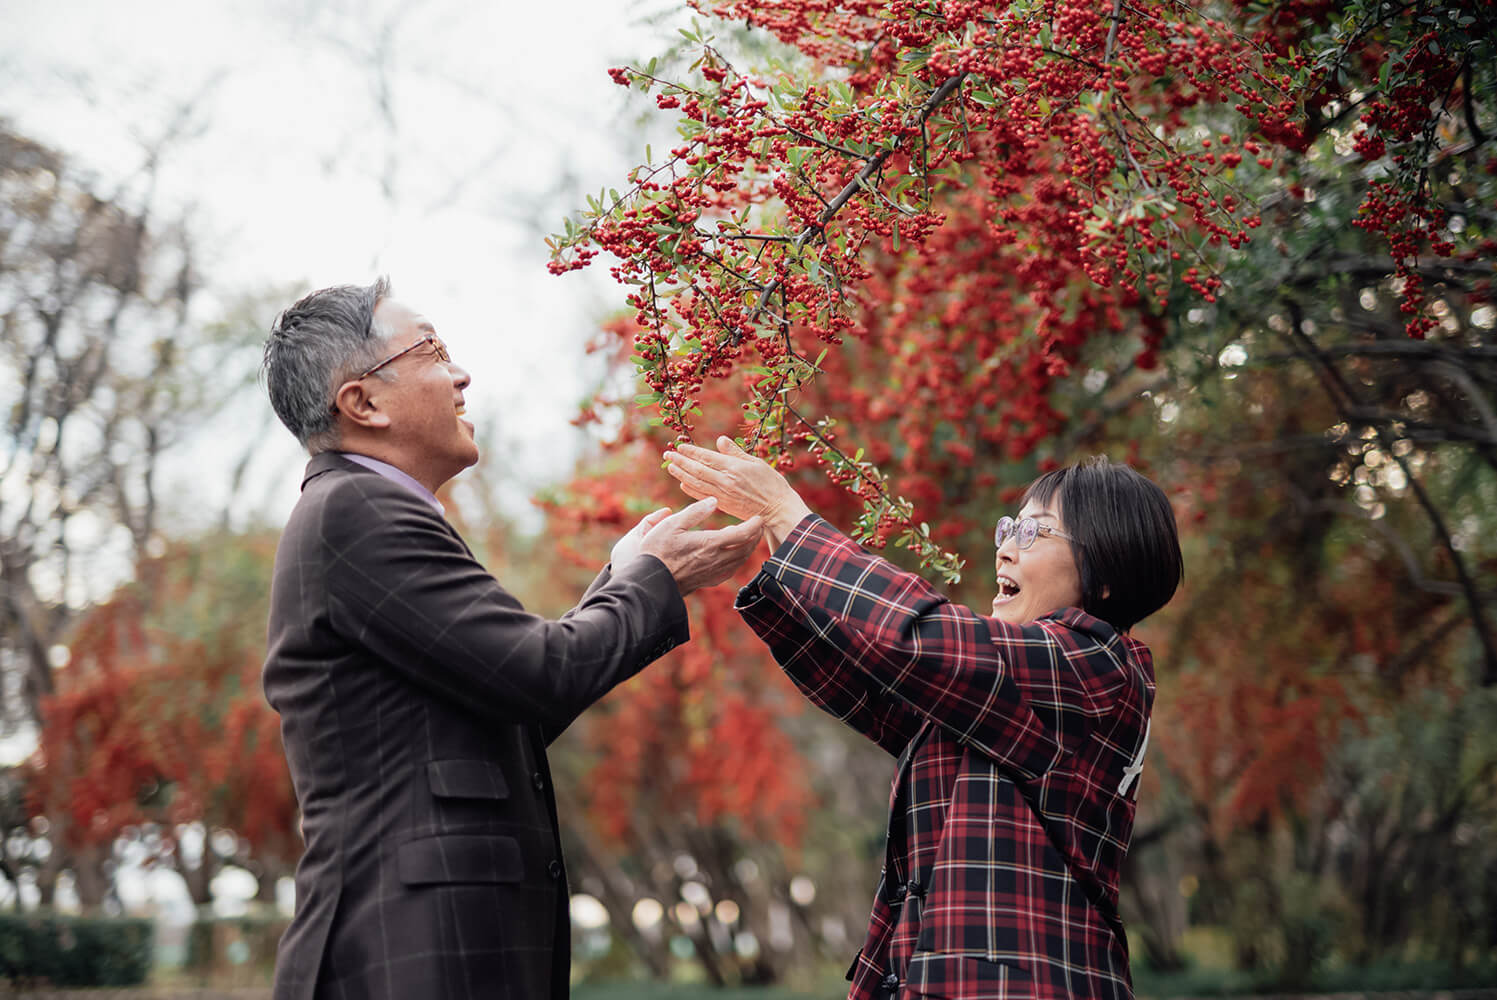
[664,436,812,546]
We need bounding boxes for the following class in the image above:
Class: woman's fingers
[665,450,729,492]
[676,441,739,471]
[663,452,703,486]
[716,435,751,458]
[675,477,709,501]
[664,460,723,505]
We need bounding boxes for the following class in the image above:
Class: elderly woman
[664,438,1183,1000]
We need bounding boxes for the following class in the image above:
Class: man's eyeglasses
[994,515,1078,550]
[330,334,452,413]
[354,333,451,380]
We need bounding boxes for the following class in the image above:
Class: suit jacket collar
[301,451,454,522]
[302,450,368,490]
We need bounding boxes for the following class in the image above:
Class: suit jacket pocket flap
[427,758,509,799]
[397,834,524,885]
[906,952,1031,999]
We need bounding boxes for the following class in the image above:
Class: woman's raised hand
[664,436,812,547]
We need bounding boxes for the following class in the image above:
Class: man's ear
[332,380,391,429]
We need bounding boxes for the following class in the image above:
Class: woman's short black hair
[1022,456,1183,632]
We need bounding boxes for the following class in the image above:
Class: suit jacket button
[532,772,546,791]
[548,859,563,879]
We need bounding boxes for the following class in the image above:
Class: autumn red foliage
[25,536,298,886]
[545,0,1493,912]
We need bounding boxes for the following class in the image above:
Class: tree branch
[1282,302,1497,685]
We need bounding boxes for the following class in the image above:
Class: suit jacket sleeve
[737,515,1132,781]
[320,471,688,732]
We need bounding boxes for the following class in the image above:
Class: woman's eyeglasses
[994,516,1078,550]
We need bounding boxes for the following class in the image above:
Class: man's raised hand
[610,506,673,569]
[637,497,764,596]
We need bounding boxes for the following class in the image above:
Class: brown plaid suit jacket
[264,453,688,999]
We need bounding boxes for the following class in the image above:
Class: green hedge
[1133,958,1497,997]
[183,912,287,974]
[0,910,153,987]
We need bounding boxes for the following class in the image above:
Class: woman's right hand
[663,436,813,549]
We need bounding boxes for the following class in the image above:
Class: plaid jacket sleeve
[737,516,1133,780]
[735,551,924,756]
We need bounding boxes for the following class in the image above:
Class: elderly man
[260,278,761,1000]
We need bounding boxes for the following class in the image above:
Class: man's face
[366,297,478,488]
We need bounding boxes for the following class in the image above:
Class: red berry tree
[544,0,1495,981]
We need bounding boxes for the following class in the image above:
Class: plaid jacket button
[881,973,899,989]
[548,859,564,879]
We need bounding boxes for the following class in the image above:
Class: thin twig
[729,72,970,344]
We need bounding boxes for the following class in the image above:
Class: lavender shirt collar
[339,452,445,514]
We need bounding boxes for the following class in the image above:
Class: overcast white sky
[2,0,683,531]
[0,0,697,772]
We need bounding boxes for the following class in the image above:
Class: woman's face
[991,495,1084,624]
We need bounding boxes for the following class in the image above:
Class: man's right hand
[636,497,764,596]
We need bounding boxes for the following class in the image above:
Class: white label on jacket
[1118,718,1150,797]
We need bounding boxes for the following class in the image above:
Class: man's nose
[451,363,471,389]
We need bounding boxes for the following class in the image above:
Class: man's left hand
[611,506,674,569]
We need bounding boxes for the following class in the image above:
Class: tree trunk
[70,842,111,912]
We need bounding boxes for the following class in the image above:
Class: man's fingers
[728,514,764,540]
[699,515,763,547]
[635,506,672,531]
[659,495,719,533]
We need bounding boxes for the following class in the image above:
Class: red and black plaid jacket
[736,516,1154,1000]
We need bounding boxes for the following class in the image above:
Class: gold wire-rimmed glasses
[330,334,452,413]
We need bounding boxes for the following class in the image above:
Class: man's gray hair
[262,277,394,453]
